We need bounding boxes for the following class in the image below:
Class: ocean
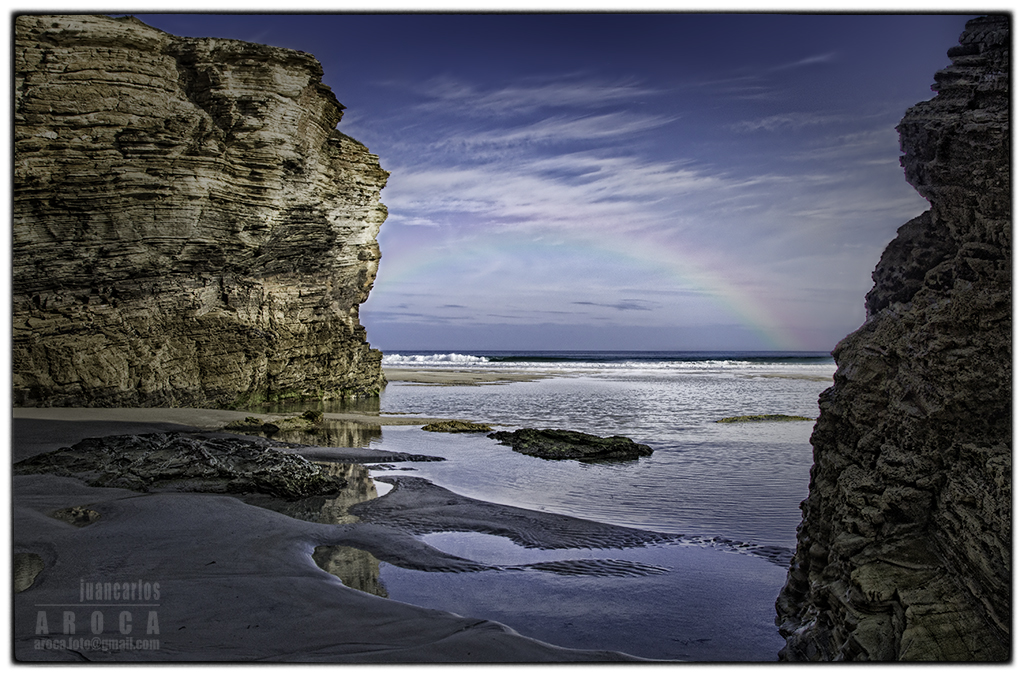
[345,351,835,660]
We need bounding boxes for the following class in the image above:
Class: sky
[128,9,978,353]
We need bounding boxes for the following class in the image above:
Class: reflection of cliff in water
[253,461,378,524]
[313,545,388,598]
[261,419,382,449]
[245,461,387,597]
[256,399,383,448]
[259,398,383,416]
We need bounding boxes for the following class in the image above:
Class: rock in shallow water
[421,420,494,433]
[714,414,813,423]
[487,428,654,461]
[224,410,323,434]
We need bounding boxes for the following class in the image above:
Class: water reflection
[245,461,387,597]
[258,398,383,415]
[248,399,385,448]
[257,461,379,524]
[259,419,382,449]
[313,545,388,598]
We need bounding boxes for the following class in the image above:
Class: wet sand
[385,366,831,385]
[10,409,641,662]
[384,367,561,386]
[12,404,445,430]
[739,372,834,382]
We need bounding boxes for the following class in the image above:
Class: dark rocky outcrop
[224,410,323,434]
[422,420,494,433]
[776,16,1010,661]
[12,432,345,499]
[50,505,102,527]
[13,553,45,593]
[715,414,814,423]
[13,15,388,407]
[487,428,654,461]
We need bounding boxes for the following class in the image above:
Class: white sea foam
[382,353,491,366]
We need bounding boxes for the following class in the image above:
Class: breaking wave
[382,353,491,366]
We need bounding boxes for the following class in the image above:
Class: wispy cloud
[383,151,733,239]
[368,74,696,226]
[768,52,837,72]
[781,127,899,162]
[684,74,778,102]
[573,300,657,311]
[384,213,443,227]
[448,111,679,149]
[412,74,662,117]
[731,112,839,133]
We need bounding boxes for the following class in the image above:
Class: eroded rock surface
[13,432,344,499]
[775,16,1010,661]
[487,428,654,461]
[13,552,45,593]
[50,505,101,527]
[13,15,388,407]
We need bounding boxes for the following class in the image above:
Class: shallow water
[379,532,787,661]
[372,359,832,548]
[324,352,833,661]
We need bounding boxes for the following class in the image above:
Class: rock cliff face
[13,14,388,407]
[776,16,1010,661]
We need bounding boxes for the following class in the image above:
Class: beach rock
[715,414,814,423]
[12,432,345,499]
[224,410,323,433]
[776,16,1010,662]
[422,420,494,433]
[224,416,284,433]
[487,428,654,461]
[12,15,388,407]
[50,505,101,527]
[13,553,45,593]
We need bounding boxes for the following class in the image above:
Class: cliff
[775,16,1010,661]
[13,14,389,407]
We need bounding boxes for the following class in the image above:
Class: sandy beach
[12,360,811,662]
[11,404,646,662]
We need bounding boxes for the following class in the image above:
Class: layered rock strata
[776,16,1010,661]
[13,14,388,407]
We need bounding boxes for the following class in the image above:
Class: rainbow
[369,233,814,351]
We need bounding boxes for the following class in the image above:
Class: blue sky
[133,10,977,352]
